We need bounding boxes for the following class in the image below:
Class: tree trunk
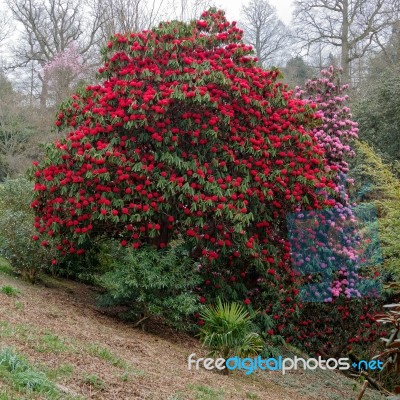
[341,0,350,83]
[39,74,49,110]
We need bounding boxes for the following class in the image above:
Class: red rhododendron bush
[30,9,381,356]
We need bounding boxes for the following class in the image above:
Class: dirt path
[0,271,385,400]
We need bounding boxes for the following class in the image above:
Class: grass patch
[14,301,24,310]
[82,373,105,391]
[85,342,144,382]
[46,362,75,381]
[0,388,30,400]
[34,332,70,353]
[86,343,127,369]
[0,322,50,347]
[0,285,20,297]
[188,384,224,400]
[0,322,134,376]
[118,366,146,381]
[0,347,57,397]
[0,348,82,399]
[0,322,72,355]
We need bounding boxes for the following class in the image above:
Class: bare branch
[240,0,292,67]
[293,0,399,82]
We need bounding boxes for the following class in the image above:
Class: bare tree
[6,0,105,108]
[377,19,400,64]
[168,0,215,22]
[240,0,292,67]
[97,0,215,45]
[293,0,400,83]
[0,12,12,47]
[97,0,168,40]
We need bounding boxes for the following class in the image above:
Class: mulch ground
[0,272,386,400]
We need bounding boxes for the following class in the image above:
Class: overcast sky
[0,0,295,31]
[215,0,294,24]
[0,0,295,61]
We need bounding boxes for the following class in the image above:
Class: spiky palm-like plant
[198,298,263,366]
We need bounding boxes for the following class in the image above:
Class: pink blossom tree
[42,43,87,106]
[296,66,359,197]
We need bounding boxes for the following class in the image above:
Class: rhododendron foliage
[30,9,357,351]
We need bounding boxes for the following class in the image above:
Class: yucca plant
[198,298,263,373]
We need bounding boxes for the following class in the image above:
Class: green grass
[34,332,70,353]
[0,347,83,399]
[0,321,33,341]
[14,301,24,310]
[46,363,74,381]
[188,384,224,400]
[0,322,137,380]
[0,347,57,397]
[0,285,20,297]
[86,342,145,383]
[0,322,71,354]
[82,373,105,391]
[86,343,127,368]
[0,321,141,394]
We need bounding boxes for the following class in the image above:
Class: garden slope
[0,267,385,400]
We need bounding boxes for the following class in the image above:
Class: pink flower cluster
[42,43,84,78]
[296,66,359,178]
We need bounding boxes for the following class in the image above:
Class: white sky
[215,0,294,24]
[0,0,295,63]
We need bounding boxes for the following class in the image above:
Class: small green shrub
[56,239,105,283]
[0,179,56,282]
[98,242,202,331]
[198,298,263,361]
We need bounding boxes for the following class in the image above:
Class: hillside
[0,263,385,400]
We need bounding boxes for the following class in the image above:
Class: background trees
[0,73,38,178]
[282,56,316,87]
[353,62,400,162]
[293,0,400,83]
[96,0,168,39]
[240,0,292,67]
[6,0,104,108]
[0,11,11,47]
